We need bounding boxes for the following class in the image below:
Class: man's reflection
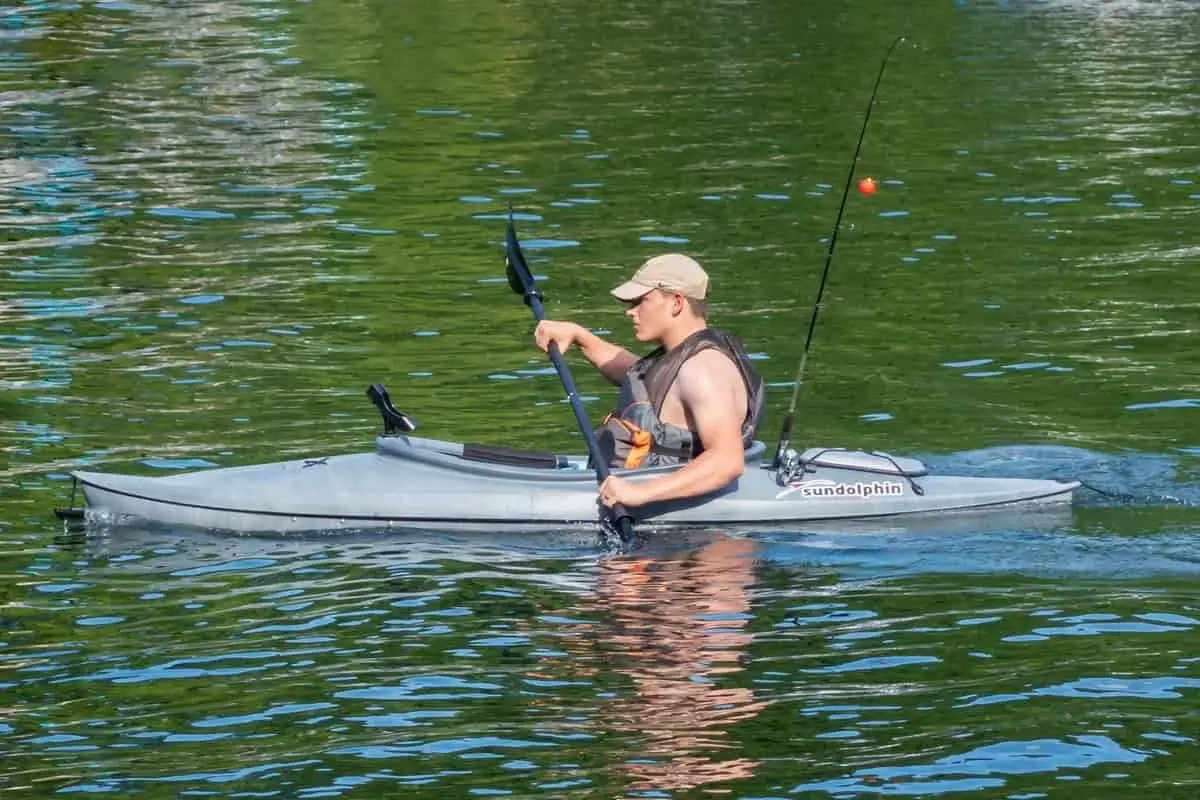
[586,533,767,795]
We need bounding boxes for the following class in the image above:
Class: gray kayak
[68,430,1079,535]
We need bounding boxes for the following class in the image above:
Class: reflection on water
[589,536,765,794]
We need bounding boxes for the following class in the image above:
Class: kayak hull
[70,435,1079,535]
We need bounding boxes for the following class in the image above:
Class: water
[2,0,1197,796]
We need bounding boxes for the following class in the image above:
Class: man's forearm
[574,327,637,385]
[636,447,745,504]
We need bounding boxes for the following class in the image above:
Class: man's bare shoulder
[673,346,748,445]
[677,347,742,384]
[674,348,745,410]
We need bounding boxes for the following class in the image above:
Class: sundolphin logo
[775,479,906,500]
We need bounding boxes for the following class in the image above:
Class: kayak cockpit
[367,382,778,477]
[376,434,770,480]
[365,383,928,484]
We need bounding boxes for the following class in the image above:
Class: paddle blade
[600,509,641,552]
[504,219,540,303]
[504,253,524,297]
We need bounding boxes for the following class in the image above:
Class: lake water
[2,0,1197,796]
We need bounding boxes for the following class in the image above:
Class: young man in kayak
[534,253,764,510]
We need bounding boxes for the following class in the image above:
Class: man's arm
[535,321,637,385]
[624,350,746,503]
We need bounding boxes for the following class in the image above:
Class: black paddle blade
[504,219,541,304]
[600,512,641,553]
[614,513,639,548]
[504,251,524,296]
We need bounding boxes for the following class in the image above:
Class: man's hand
[599,475,654,508]
[534,320,582,354]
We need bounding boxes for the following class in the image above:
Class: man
[534,253,764,510]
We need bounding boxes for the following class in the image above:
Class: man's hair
[650,287,707,319]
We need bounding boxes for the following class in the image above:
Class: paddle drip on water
[771,35,906,470]
[503,212,640,551]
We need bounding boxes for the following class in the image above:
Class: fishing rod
[771,35,906,470]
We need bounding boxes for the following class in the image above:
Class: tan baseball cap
[610,253,709,301]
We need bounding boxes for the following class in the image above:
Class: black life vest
[596,328,765,469]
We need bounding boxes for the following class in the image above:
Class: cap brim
[610,280,654,302]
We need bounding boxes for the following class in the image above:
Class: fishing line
[771,35,906,469]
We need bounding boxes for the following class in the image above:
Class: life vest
[597,328,765,469]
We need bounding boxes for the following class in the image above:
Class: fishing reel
[774,448,805,487]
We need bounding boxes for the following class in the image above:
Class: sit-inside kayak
[58,385,1079,536]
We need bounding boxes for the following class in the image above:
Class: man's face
[624,288,683,342]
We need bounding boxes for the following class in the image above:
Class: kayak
[60,387,1080,536]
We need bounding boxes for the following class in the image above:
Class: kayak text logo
[775,478,905,500]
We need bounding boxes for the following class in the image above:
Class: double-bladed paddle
[503,216,637,548]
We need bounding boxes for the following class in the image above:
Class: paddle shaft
[772,35,905,469]
[527,300,636,534]
[525,299,610,474]
[503,218,636,543]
